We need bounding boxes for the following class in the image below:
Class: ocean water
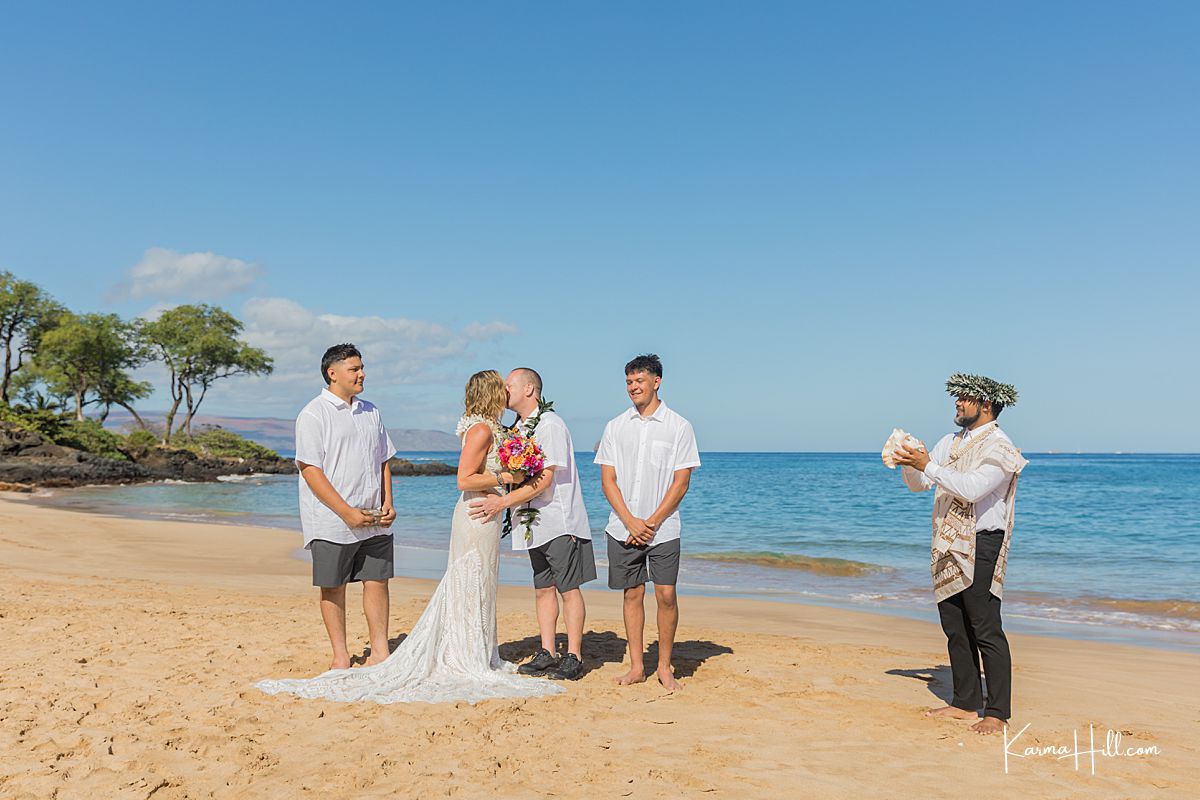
[34,452,1200,650]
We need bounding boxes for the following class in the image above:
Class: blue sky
[2,2,1197,451]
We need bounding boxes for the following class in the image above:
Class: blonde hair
[463,369,507,420]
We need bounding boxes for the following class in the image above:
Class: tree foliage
[139,304,273,442]
[32,312,151,421]
[0,271,65,404]
[1,272,278,460]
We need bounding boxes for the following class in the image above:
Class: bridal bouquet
[497,432,545,483]
[497,432,545,542]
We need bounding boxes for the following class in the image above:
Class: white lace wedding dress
[256,418,564,704]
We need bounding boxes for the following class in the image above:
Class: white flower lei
[455,414,499,438]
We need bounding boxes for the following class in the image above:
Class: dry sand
[1,494,1195,799]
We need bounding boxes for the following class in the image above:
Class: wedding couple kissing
[257,346,700,704]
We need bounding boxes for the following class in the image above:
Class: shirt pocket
[650,440,674,468]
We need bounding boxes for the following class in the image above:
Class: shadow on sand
[501,631,733,679]
[885,664,955,704]
[646,639,734,679]
[349,630,736,680]
[352,633,409,666]
[500,630,628,677]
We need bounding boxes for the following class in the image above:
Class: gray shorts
[607,537,680,589]
[310,534,394,588]
[529,534,597,593]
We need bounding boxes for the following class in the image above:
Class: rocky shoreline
[0,422,455,490]
[385,458,457,477]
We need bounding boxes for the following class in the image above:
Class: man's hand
[469,494,507,522]
[379,503,397,527]
[893,442,931,472]
[624,517,656,546]
[340,508,379,529]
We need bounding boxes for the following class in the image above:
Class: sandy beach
[1,494,1195,799]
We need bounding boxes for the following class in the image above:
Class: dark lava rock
[388,457,456,476]
[136,448,296,481]
[0,421,295,487]
[0,421,453,488]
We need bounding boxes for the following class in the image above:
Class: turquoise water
[35,452,1200,649]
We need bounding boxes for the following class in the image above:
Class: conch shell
[881,428,923,469]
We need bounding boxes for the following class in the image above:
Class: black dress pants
[936,529,1012,720]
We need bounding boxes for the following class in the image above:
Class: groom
[469,368,596,680]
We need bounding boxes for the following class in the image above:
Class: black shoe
[518,648,559,675]
[548,653,583,681]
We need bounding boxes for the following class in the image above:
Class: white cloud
[238,297,519,396]
[462,321,522,339]
[115,247,263,301]
[135,301,177,322]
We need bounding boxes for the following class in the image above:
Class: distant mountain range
[104,411,460,453]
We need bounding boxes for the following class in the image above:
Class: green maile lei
[501,397,554,542]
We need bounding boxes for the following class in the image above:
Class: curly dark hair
[624,353,662,378]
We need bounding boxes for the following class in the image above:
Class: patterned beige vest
[931,423,1028,602]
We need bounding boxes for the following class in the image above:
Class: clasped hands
[468,471,521,522]
[341,504,397,528]
[892,441,931,471]
[624,516,657,546]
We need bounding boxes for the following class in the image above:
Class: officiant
[892,373,1028,735]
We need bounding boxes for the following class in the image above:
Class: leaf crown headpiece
[945,373,1018,407]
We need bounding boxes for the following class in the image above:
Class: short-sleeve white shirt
[594,401,700,545]
[295,389,397,548]
[513,411,591,551]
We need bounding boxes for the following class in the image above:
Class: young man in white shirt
[469,368,596,680]
[294,344,397,671]
[595,354,700,692]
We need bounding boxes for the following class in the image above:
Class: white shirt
[594,400,701,545]
[901,422,1017,532]
[295,389,397,548]
[512,410,590,551]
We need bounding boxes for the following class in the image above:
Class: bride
[256,370,564,704]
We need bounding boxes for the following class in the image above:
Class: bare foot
[615,668,647,686]
[971,716,1006,735]
[329,656,351,670]
[656,667,682,693]
[925,705,978,720]
[366,649,389,666]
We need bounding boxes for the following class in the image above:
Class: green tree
[0,271,65,404]
[33,312,151,421]
[140,304,273,442]
[11,368,70,412]
[94,369,154,425]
